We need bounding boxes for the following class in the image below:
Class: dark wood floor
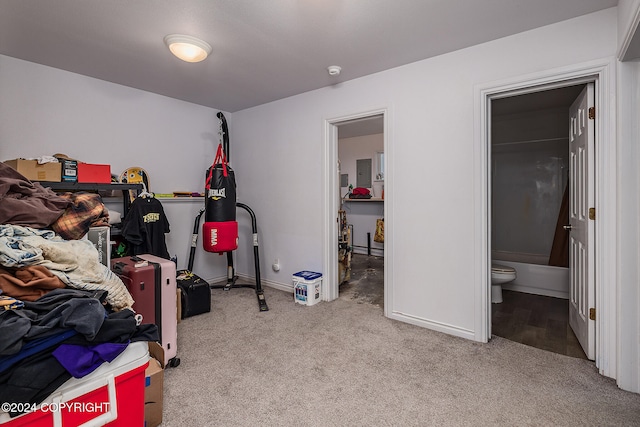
[342,259,586,359]
[492,289,587,359]
[340,254,384,308]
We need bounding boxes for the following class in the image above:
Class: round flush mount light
[164,34,212,63]
[327,65,342,76]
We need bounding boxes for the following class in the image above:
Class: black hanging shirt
[121,197,170,259]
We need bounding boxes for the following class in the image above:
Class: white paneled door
[568,83,595,360]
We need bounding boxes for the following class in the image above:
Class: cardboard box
[57,157,78,182]
[145,342,165,427]
[77,163,111,183]
[4,159,61,182]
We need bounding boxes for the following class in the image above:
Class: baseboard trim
[352,247,384,257]
[388,310,476,341]
[502,284,569,300]
[207,273,294,293]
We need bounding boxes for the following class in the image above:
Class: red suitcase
[111,255,180,367]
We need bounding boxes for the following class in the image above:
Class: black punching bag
[203,143,238,252]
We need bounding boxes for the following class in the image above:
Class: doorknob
[563,224,572,231]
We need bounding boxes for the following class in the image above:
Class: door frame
[474,58,617,379]
[323,108,390,315]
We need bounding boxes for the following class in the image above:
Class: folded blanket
[0,265,66,301]
[0,225,134,310]
[0,225,54,267]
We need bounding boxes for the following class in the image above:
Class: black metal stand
[187,208,205,272]
[208,203,269,312]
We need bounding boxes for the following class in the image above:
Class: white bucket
[372,181,384,198]
[293,271,322,306]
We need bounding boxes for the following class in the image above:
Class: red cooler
[0,341,149,427]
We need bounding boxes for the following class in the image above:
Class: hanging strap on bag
[206,144,228,190]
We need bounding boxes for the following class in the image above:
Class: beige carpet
[163,286,640,426]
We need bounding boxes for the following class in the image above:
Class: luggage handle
[112,262,126,275]
[130,256,149,268]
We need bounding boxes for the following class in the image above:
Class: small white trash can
[293,271,322,306]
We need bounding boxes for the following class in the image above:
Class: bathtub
[495,260,569,299]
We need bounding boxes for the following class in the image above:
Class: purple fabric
[52,342,129,378]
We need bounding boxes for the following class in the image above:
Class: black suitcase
[176,269,211,318]
[176,208,211,318]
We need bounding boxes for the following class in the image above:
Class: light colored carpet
[163,287,640,426]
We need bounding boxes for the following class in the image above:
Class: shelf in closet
[343,198,384,202]
[36,181,144,216]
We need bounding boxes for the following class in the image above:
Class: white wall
[616,60,640,394]
[0,55,229,279]
[341,200,384,256]
[618,0,640,57]
[230,8,618,337]
[338,134,384,256]
[617,0,640,394]
[492,108,569,264]
[338,133,383,192]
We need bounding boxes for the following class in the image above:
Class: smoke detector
[327,65,342,76]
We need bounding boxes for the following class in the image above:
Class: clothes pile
[0,162,156,417]
[348,187,372,199]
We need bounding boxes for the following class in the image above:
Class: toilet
[491,264,517,303]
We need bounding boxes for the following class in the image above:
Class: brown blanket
[0,162,71,228]
[0,265,66,301]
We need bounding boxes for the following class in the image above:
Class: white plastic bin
[293,271,322,306]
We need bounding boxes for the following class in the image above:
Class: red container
[0,342,149,427]
[77,163,111,183]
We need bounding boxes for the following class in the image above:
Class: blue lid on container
[293,271,322,280]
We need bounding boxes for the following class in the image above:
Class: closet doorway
[336,115,385,309]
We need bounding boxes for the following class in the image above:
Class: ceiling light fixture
[164,34,212,63]
[327,65,342,76]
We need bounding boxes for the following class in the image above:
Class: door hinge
[589,307,596,321]
[588,107,595,120]
[589,207,596,220]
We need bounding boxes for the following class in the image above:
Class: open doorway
[475,59,618,377]
[323,109,388,312]
[488,83,595,360]
[336,115,385,308]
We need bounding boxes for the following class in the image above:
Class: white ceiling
[338,115,384,139]
[492,85,586,116]
[0,1,617,113]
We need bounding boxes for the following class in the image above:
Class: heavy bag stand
[187,205,268,312]
[210,203,268,312]
[196,112,268,312]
